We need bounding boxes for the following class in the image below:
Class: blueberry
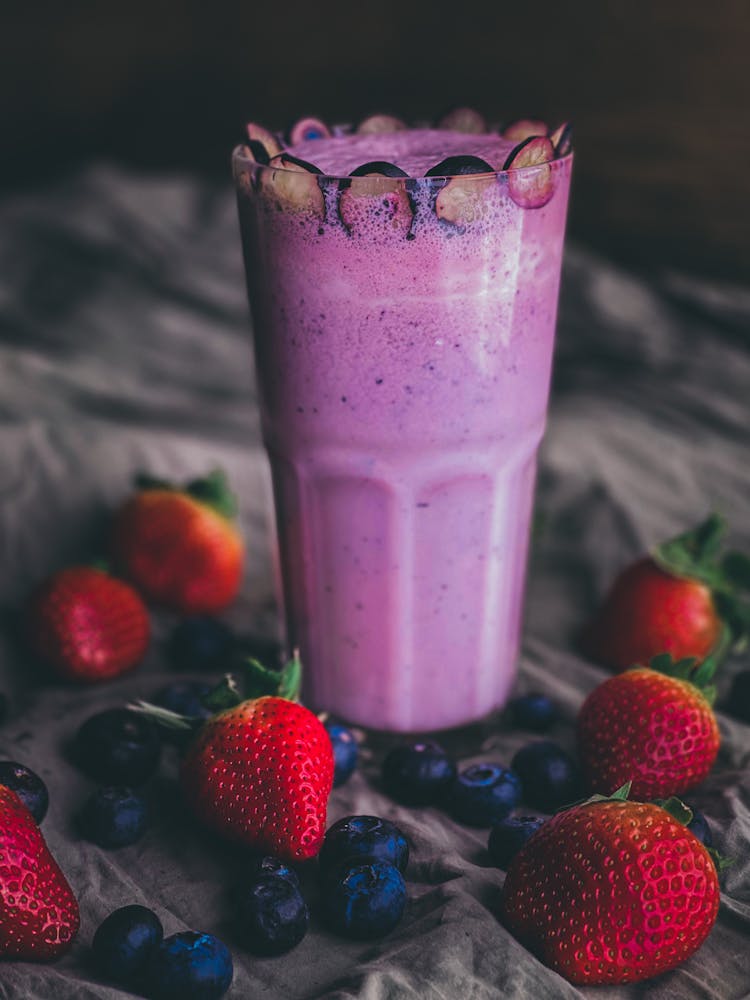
[508,693,558,732]
[0,761,49,823]
[326,723,358,787]
[685,804,713,848]
[236,875,309,955]
[511,741,581,812]
[319,815,409,875]
[92,904,163,985]
[448,763,521,827]
[425,155,495,177]
[244,855,300,889]
[78,786,149,848]
[321,860,407,939]
[289,116,332,145]
[381,741,456,806]
[152,681,213,720]
[146,932,233,1000]
[167,618,236,672]
[488,816,544,868]
[726,671,750,723]
[74,708,161,785]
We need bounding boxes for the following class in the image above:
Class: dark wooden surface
[2,1,749,279]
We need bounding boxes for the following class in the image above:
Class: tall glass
[234,135,572,731]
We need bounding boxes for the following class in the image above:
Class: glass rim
[231,143,573,184]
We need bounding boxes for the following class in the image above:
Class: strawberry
[27,566,150,683]
[0,785,80,960]
[112,470,244,615]
[136,653,333,862]
[582,514,750,671]
[502,786,721,985]
[577,654,720,800]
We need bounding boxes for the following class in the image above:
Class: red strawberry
[137,655,333,862]
[582,514,750,671]
[577,654,720,800]
[27,566,150,683]
[0,785,80,960]
[112,470,243,615]
[181,695,333,861]
[502,789,721,985]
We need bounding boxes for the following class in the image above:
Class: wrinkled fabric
[0,167,748,999]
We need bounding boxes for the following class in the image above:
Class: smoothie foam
[235,125,572,731]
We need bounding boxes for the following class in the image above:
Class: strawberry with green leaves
[583,514,750,671]
[27,566,150,683]
[135,653,333,862]
[577,652,720,800]
[112,470,244,615]
[0,785,80,960]
[502,784,723,985]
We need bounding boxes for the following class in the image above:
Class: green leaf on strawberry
[185,470,237,521]
[133,650,302,731]
[652,795,693,827]
[134,469,238,521]
[652,513,750,650]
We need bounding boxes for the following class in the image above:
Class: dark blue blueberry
[425,154,494,177]
[508,692,558,732]
[92,904,163,984]
[448,763,521,827]
[319,815,409,875]
[152,681,213,720]
[326,723,359,787]
[685,804,713,848]
[167,618,236,673]
[244,855,300,889]
[511,741,582,812]
[0,761,49,823]
[488,816,544,869]
[726,671,750,723]
[321,860,407,939]
[146,932,233,1000]
[78,786,149,848]
[74,708,161,785]
[382,741,456,806]
[236,875,309,955]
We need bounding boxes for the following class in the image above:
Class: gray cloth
[0,167,748,999]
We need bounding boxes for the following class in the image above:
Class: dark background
[1,1,749,280]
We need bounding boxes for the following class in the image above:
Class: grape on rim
[503,136,556,209]
[260,153,326,217]
[356,113,407,135]
[426,154,496,227]
[437,107,487,134]
[289,116,332,145]
[339,161,413,238]
[502,119,549,142]
[245,122,283,159]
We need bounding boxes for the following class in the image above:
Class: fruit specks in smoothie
[375,378,383,385]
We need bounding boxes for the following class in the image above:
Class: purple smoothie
[234,124,572,731]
